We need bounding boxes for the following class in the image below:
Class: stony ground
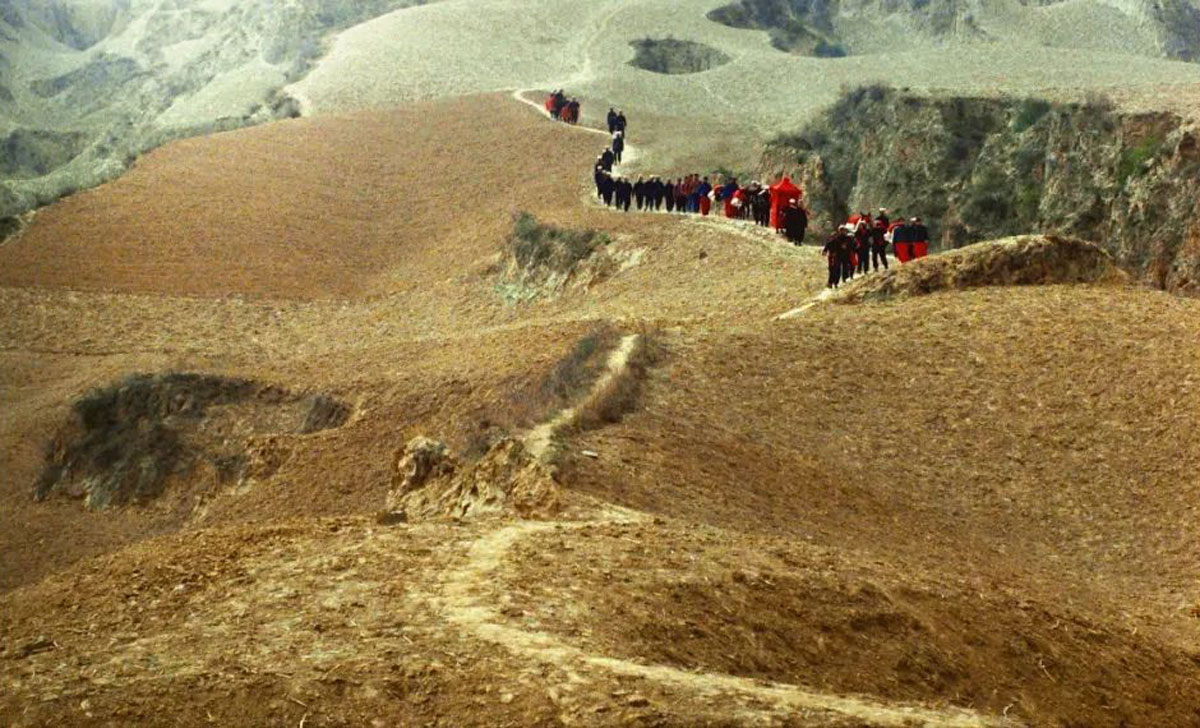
[1,93,1199,727]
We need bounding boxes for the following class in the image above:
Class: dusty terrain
[2,92,1199,727]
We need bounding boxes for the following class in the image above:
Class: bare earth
[1,93,1199,727]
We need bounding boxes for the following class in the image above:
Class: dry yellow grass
[2,92,1199,727]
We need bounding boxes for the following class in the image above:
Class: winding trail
[416,92,1011,726]
[433,517,1015,727]
[525,332,640,460]
[511,87,837,318]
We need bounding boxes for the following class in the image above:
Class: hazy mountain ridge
[708,0,1200,60]
[0,0,421,218]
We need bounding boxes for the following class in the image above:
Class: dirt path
[525,332,640,460]
[432,517,1014,727]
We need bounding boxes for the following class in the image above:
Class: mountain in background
[0,0,418,216]
[708,0,1200,61]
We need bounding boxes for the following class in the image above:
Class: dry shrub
[835,235,1127,304]
[462,325,618,459]
[300,394,352,433]
[35,372,351,508]
[508,212,609,274]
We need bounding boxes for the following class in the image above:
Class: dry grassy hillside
[290,0,1200,174]
[2,92,1199,727]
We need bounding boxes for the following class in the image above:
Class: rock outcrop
[384,436,560,522]
[765,86,1200,296]
[834,235,1127,303]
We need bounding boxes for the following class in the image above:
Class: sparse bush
[1016,183,1042,222]
[1118,135,1162,186]
[813,40,848,58]
[508,212,609,273]
[1012,98,1051,133]
[0,216,19,240]
[35,373,350,508]
[300,394,352,433]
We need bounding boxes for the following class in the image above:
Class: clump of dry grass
[464,325,619,459]
[835,235,1127,304]
[575,326,663,431]
[35,372,352,508]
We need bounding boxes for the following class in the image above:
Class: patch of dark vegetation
[0,215,19,241]
[1153,0,1200,62]
[508,211,610,274]
[1118,134,1164,186]
[812,39,848,57]
[29,53,144,101]
[1,128,89,179]
[1012,98,1051,133]
[462,325,618,460]
[576,327,663,431]
[35,373,351,509]
[628,37,732,74]
[300,394,352,434]
[708,0,841,56]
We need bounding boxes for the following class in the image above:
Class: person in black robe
[664,180,676,212]
[633,178,645,210]
[855,215,872,275]
[822,226,853,288]
[594,162,607,199]
[616,178,633,212]
[750,187,770,227]
[611,132,624,164]
[607,108,618,134]
[615,111,627,134]
[783,202,808,245]
[599,149,614,172]
[600,173,614,207]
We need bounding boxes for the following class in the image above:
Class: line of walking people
[564,99,933,291]
[821,210,929,288]
[545,90,581,124]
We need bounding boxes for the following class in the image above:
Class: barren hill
[2,92,1199,726]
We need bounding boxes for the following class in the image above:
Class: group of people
[820,210,930,288]
[605,108,628,135]
[562,99,935,290]
[592,164,810,246]
[545,90,581,124]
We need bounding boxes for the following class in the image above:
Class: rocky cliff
[763,86,1200,295]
